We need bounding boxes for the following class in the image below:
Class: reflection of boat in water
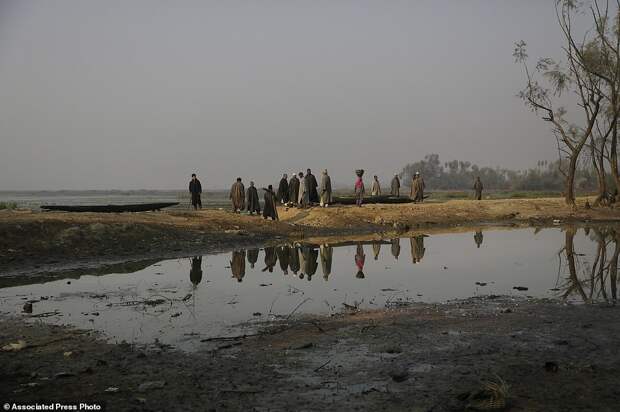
[41,202,179,213]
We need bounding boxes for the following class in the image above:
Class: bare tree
[514,0,608,206]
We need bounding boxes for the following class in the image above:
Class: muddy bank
[1,297,619,411]
[2,197,620,279]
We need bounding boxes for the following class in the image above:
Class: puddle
[0,226,617,351]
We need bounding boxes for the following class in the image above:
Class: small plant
[0,201,17,210]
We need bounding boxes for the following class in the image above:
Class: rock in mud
[139,381,166,391]
[388,368,409,382]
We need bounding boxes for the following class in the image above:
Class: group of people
[188,170,486,214]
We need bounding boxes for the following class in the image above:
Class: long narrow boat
[41,202,179,213]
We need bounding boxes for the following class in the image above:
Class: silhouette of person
[372,242,381,260]
[230,250,246,282]
[276,245,290,275]
[262,247,278,273]
[190,256,203,287]
[247,248,259,269]
[411,235,426,264]
[355,243,366,278]
[320,244,333,280]
[390,238,401,260]
[302,246,318,281]
[289,245,300,275]
[474,231,483,248]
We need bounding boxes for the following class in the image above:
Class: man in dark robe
[320,244,333,280]
[189,173,202,210]
[190,256,202,287]
[306,168,319,204]
[230,250,246,282]
[246,181,261,215]
[247,248,259,268]
[288,174,300,205]
[473,176,483,200]
[229,178,245,213]
[320,170,332,207]
[276,245,290,275]
[391,174,401,197]
[277,174,289,204]
[262,247,278,273]
[262,185,279,220]
[289,245,300,275]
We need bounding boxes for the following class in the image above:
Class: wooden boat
[331,195,416,205]
[41,202,179,213]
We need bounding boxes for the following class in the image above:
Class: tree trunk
[591,138,607,206]
[565,154,578,207]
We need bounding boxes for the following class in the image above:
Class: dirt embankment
[2,297,619,411]
[1,197,619,278]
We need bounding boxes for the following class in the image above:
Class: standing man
[371,175,381,196]
[411,172,425,203]
[189,173,202,210]
[277,174,289,204]
[246,181,261,215]
[473,176,484,200]
[289,173,300,206]
[390,174,401,197]
[229,177,245,213]
[320,169,332,207]
[306,169,319,204]
[262,185,279,221]
[298,172,307,208]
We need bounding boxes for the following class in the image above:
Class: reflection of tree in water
[320,244,333,280]
[262,247,278,273]
[230,250,246,282]
[557,227,619,303]
[410,235,426,264]
[474,231,483,248]
[190,256,203,287]
[247,249,259,269]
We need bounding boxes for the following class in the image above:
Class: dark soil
[2,297,619,411]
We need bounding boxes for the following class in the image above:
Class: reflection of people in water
[276,245,290,275]
[372,242,381,260]
[320,244,333,280]
[474,231,483,248]
[262,247,278,273]
[411,236,426,263]
[302,246,319,281]
[190,256,203,287]
[247,249,259,269]
[289,245,300,275]
[230,250,246,282]
[390,238,401,260]
[355,243,366,278]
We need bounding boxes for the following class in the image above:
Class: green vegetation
[0,201,18,210]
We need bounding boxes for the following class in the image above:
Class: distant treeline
[399,154,602,192]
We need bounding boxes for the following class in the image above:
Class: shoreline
[2,196,620,282]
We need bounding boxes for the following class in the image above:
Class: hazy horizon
[0,1,576,190]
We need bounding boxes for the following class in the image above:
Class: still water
[0,226,617,351]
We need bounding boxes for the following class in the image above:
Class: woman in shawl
[354,171,365,207]
[262,185,279,221]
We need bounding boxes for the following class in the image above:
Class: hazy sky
[0,1,573,190]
